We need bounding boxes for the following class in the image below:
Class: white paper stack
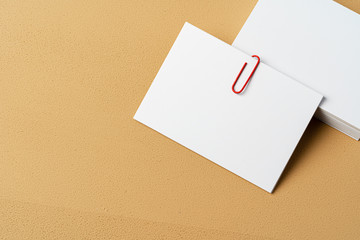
[134,23,322,193]
[232,0,360,140]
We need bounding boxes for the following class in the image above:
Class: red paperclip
[232,55,260,94]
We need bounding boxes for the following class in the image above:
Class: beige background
[0,0,359,239]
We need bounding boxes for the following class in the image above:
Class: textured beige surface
[0,0,359,239]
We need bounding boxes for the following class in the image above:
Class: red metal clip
[232,55,260,94]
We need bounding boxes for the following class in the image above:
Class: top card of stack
[134,23,322,192]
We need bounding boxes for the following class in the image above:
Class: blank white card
[134,23,322,193]
[232,0,360,139]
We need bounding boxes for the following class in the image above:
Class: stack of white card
[232,0,360,140]
[135,23,322,193]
